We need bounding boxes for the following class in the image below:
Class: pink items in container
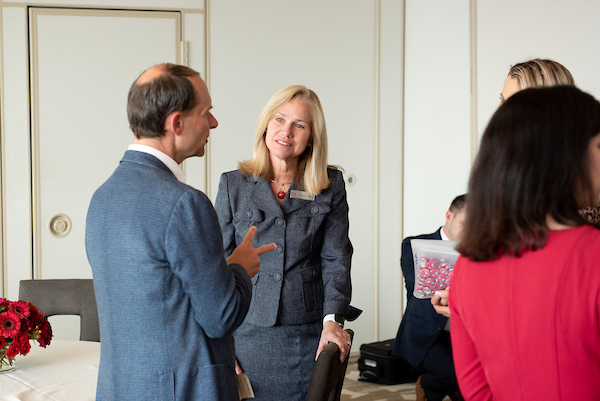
[410,239,459,299]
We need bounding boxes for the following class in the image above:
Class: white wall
[403,0,471,240]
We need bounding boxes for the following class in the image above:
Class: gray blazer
[215,168,361,326]
[86,151,251,401]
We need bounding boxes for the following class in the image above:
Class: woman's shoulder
[221,169,243,179]
[326,166,341,175]
[569,224,600,245]
[559,224,600,240]
[220,169,261,184]
[547,225,600,262]
[326,166,345,185]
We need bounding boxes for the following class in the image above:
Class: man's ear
[445,210,453,224]
[165,111,184,136]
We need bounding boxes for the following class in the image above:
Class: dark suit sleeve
[166,189,252,339]
[321,170,361,321]
[215,172,237,258]
[401,237,416,301]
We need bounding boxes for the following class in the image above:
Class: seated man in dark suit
[392,195,466,401]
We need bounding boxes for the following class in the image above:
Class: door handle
[48,213,72,238]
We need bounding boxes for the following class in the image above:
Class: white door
[30,8,182,282]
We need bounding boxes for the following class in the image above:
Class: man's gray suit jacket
[86,150,251,401]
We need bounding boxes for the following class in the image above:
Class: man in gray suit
[86,63,275,401]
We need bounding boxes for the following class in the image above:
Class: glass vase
[0,345,17,374]
[0,356,16,374]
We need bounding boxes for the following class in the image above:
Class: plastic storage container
[410,239,459,299]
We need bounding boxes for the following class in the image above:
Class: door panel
[30,8,181,283]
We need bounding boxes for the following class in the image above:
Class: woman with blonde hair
[433,58,598,318]
[215,85,361,400]
[499,59,600,223]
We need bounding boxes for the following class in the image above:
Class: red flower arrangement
[0,298,52,370]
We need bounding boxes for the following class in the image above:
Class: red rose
[0,337,5,348]
[24,303,43,332]
[15,332,28,345]
[37,321,53,348]
[19,339,31,356]
[0,312,21,338]
[6,341,20,358]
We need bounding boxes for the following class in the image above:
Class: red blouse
[450,225,600,400]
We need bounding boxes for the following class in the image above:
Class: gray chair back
[18,279,100,342]
[306,328,354,401]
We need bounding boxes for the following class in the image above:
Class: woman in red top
[450,85,600,400]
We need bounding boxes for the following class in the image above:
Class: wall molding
[0,4,6,296]
[373,0,381,341]
[469,0,478,163]
[1,2,203,13]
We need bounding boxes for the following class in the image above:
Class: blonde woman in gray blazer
[215,85,361,401]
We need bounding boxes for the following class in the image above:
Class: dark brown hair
[449,194,466,214]
[127,64,200,139]
[458,86,600,261]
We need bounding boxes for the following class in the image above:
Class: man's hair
[449,194,466,214]
[127,64,200,139]
[457,86,600,261]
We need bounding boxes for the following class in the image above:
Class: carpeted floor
[341,359,453,401]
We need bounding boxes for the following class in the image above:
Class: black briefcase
[358,339,420,385]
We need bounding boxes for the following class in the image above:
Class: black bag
[358,339,420,385]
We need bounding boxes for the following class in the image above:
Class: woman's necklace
[271,179,292,199]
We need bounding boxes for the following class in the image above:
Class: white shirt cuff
[323,314,343,327]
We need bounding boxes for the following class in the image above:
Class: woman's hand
[431,289,451,318]
[315,321,352,363]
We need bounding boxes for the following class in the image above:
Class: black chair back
[306,328,354,401]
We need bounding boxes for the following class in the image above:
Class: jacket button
[277,246,283,253]
[245,210,253,218]
[276,218,284,226]
[312,269,319,277]
[274,273,282,281]
[311,207,319,214]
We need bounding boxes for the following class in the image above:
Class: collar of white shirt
[128,144,186,184]
[440,226,449,241]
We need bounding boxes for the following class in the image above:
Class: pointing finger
[241,226,257,245]
[256,243,277,255]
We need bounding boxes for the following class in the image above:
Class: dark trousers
[418,331,459,401]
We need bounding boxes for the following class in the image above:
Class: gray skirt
[234,320,321,401]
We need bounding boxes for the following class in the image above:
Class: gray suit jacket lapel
[249,177,285,218]
[249,178,313,217]
[281,181,312,214]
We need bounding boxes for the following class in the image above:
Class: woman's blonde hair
[508,59,574,90]
[238,85,331,196]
